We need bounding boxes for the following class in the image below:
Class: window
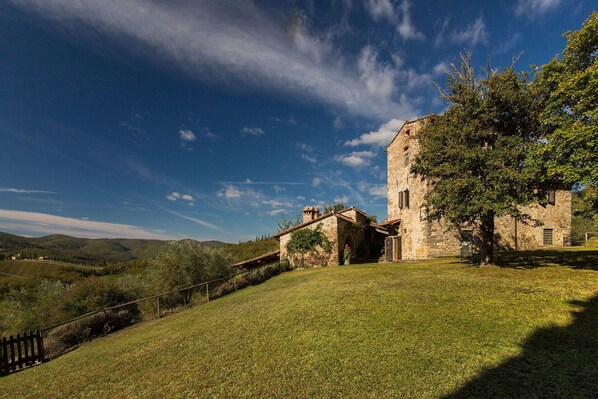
[547,190,556,205]
[543,228,554,245]
[398,189,410,210]
[404,146,410,167]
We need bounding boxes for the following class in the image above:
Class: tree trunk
[479,211,495,265]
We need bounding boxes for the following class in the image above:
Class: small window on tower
[547,190,556,205]
[398,191,404,209]
[404,146,410,167]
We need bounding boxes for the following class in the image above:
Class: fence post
[16,334,23,370]
[23,332,29,367]
[233,276,237,292]
[206,284,209,302]
[36,330,45,363]
[1,336,8,376]
[156,297,161,319]
[586,232,589,243]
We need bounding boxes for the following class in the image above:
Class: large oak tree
[533,12,598,212]
[411,55,546,264]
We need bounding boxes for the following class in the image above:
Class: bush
[144,240,233,307]
[45,308,138,357]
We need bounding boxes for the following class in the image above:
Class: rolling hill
[0,232,227,264]
[2,253,597,398]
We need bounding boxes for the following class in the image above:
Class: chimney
[302,206,320,223]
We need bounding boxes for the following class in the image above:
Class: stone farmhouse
[384,117,572,261]
[274,206,386,267]
[274,116,571,266]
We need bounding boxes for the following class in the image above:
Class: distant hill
[0,232,227,264]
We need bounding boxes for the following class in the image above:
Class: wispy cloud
[0,209,179,239]
[450,16,489,47]
[434,16,489,48]
[345,118,404,147]
[162,208,221,230]
[296,142,318,164]
[515,0,563,18]
[12,0,417,120]
[0,187,56,194]
[364,0,424,41]
[240,126,265,137]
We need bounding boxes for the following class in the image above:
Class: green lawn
[1,251,597,398]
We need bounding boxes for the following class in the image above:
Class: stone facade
[276,207,378,267]
[386,117,572,260]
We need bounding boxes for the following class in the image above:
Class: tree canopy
[411,55,545,264]
[533,12,598,194]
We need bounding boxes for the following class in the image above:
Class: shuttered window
[543,228,554,245]
[398,191,404,209]
[404,189,410,208]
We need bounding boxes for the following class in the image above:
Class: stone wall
[279,216,340,267]
[494,190,572,249]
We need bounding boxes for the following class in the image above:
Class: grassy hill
[2,251,597,398]
[0,232,227,264]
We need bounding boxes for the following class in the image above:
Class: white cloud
[217,185,242,199]
[0,209,179,239]
[345,118,404,147]
[364,0,423,41]
[364,0,394,21]
[12,0,416,120]
[335,151,377,168]
[358,45,396,101]
[450,16,489,47]
[334,195,350,204]
[432,62,449,76]
[179,129,196,142]
[312,178,322,187]
[301,154,317,163]
[240,126,265,136]
[515,0,562,17]
[369,185,387,198]
[297,195,306,200]
[396,0,425,41]
[0,187,56,194]
[166,192,194,203]
[266,209,285,216]
[296,142,318,164]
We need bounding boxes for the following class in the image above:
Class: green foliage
[0,280,68,336]
[411,55,544,264]
[322,203,346,213]
[286,224,332,267]
[572,189,598,245]
[533,13,598,199]
[60,277,138,319]
[224,237,279,262]
[145,240,233,299]
[276,212,302,232]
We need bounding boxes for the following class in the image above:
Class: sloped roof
[231,250,281,270]
[273,206,368,238]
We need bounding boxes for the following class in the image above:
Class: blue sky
[0,0,594,242]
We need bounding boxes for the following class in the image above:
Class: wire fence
[1,259,291,375]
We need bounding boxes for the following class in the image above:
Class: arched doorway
[340,237,354,265]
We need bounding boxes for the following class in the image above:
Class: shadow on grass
[443,294,598,398]
[494,249,598,271]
